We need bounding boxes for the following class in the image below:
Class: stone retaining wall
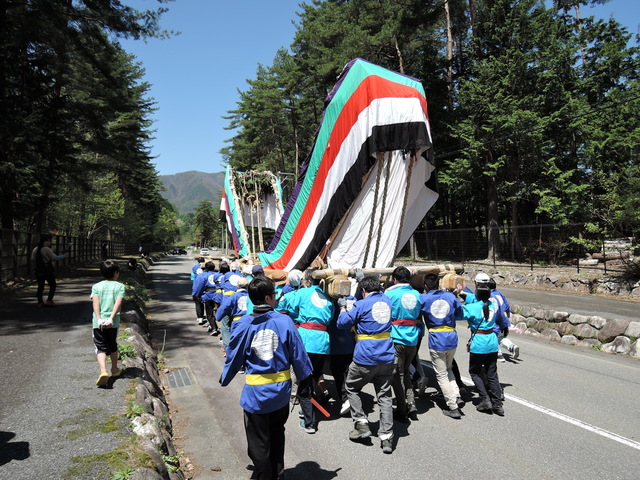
[121,253,185,480]
[467,268,640,297]
[509,303,640,359]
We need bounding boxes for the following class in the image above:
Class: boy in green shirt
[91,260,126,387]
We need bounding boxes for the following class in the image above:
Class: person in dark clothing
[31,234,68,308]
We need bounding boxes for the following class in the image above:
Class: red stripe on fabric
[267,76,427,269]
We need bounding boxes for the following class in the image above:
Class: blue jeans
[220,314,231,349]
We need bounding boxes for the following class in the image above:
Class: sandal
[96,372,109,387]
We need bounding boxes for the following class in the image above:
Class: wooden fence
[0,229,160,282]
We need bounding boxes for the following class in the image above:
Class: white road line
[458,375,640,451]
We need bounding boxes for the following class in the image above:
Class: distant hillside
[159,170,225,214]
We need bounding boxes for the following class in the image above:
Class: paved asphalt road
[498,285,639,322]
[151,256,640,480]
[0,274,133,480]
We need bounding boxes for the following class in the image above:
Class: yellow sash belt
[356,332,391,341]
[245,369,291,385]
[428,326,455,332]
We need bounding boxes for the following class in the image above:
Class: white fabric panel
[326,148,438,269]
[240,194,283,230]
[282,97,428,271]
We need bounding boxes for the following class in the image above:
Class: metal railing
[399,223,636,275]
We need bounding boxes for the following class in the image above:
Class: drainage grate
[166,368,192,388]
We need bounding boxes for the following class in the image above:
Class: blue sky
[120,0,639,176]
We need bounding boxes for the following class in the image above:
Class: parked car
[172,247,187,255]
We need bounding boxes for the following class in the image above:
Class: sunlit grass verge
[64,435,155,479]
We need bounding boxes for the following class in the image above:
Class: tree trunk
[393,36,404,74]
[575,5,587,71]
[485,153,500,261]
[1,192,15,230]
[289,99,300,178]
[444,0,454,112]
[468,0,478,41]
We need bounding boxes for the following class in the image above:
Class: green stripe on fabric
[259,59,426,267]
[224,167,249,257]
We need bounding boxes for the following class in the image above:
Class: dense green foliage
[223,0,639,259]
[193,200,221,248]
[0,0,178,245]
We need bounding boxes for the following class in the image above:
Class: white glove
[99,318,113,328]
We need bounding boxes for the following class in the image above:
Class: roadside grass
[64,435,155,480]
[56,408,122,441]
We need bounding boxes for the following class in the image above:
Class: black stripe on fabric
[293,121,434,270]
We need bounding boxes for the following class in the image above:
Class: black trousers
[244,405,289,480]
[330,353,353,403]
[204,299,217,328]
[451,358,466,390]
[36,272,56,303]
[468,352,502,405]
[193,296,204,319]
[299,353,325,427]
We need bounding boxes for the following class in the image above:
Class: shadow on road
[284,460,341,479]
[0,431,30,466]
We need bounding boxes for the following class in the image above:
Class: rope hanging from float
[372,151,393,268]
[362,151,385,268]
[393,149,416,260]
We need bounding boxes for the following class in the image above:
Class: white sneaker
[511,345,520,359]
[498,354,506,363]
[340,400,350,415]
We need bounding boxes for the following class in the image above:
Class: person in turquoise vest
[457,283,505,415]
[277,272,334,434]
[220,276,313,480]
[384,266,422,422]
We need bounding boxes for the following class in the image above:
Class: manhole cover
[166,368,192,388]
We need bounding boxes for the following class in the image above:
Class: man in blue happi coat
[221,276,313,480]
[337,275,395,454]
[421,273,464,419]
[190,257,205,324]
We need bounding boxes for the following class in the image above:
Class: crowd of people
[189,257,520,479]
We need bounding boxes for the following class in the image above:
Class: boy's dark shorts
[93,327,118,355]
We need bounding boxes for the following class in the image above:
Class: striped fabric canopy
[221,166,284,258]
[258,58,438,270]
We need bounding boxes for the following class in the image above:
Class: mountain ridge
[159,170,225,214]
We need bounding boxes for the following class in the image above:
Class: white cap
[474,272,491,283]
[288,269,304,288]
